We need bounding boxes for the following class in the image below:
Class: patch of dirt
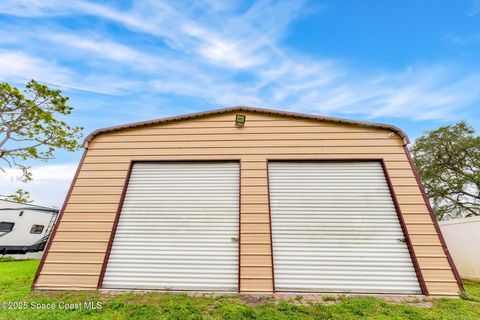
[409,301,434,308]
[240,295,273,307]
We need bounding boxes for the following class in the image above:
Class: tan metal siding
[34,111,460,295]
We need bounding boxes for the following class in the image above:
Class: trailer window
[30,225,44,234]
[0,222,14,232]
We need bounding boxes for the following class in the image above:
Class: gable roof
[83,106,410,147]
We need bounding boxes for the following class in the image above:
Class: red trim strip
[32,149,88,289]
[238,161,242,293]
[380,160,428,295]
[96,161,134,289]
[129,159,240,163]
[403,146,464,292]
[268,158,383,162]
[266,161,276,293]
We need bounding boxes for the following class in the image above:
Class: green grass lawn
[1,259,480,319]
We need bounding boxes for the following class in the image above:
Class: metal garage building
[33,106,463,296]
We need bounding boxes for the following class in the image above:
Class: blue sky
[0,0,479,206]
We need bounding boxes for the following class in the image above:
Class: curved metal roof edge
[83,106,410,147]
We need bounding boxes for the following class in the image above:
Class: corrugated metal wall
[269,161,421,294]
[102,162,239,291]
[34,110,461,295]
[440,217,480,280]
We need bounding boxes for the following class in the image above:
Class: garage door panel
[269,161,421,294]
[102,162,239,291]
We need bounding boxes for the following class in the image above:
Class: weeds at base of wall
[2,259,480,319]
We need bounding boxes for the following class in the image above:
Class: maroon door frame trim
[266,158,428,295]
[96,161,134,289]
[32,149,88,289]
[238,161,242,293]
[268,158,384,162]
[265,161,276,293]
[403,146,464,292]
[96,159,242,291]
[379,160,428,295]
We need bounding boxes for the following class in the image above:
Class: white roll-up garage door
[102,162,239,291]
[269,161,421,294]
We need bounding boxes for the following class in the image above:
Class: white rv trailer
[0,199,58,255]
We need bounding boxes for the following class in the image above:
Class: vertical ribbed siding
[102,162,239,291]
[269,161,421,294]
[439,217,480,280]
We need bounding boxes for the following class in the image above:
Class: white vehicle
[0,199,58,255]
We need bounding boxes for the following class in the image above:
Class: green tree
[0,79,83,189]
[4,189,32,203]
[411,121,480,220]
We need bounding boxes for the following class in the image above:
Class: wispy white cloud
[0,0,479,205]
[0,0,304,70]
[0,50,139,94]
[0,51,73,86]
[0,163,77,207]
[0,0,74,17]
[0,0,479,122]
[468,0,480,16]
[445,32,480,45]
